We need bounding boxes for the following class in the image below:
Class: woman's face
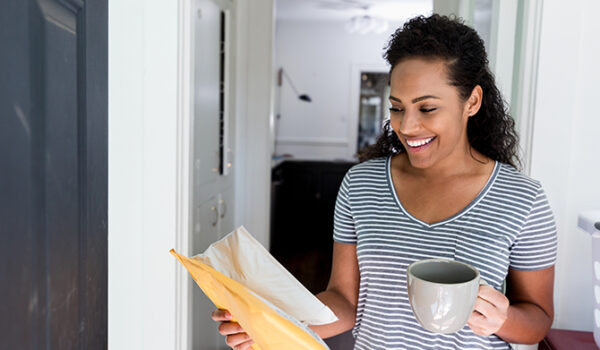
[388,58,479,170]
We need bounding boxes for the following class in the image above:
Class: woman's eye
[420,107,437,113]
[389,107,404,113]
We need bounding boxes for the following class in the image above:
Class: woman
[213,14,557,349]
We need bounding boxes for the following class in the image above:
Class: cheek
[389,117,401,133]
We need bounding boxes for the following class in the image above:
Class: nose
[397,110,421,136]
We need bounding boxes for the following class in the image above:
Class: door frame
[348,63,389,159]
[511,0,544,175]
[109,0,185,348]
[175,0,194,349]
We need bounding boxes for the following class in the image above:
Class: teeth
[407,137,434,147]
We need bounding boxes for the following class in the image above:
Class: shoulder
[349,156,388,173]
[486,163,556,238]
[344,156,388,182]
[493,162,544,201]
[339,157,389,195]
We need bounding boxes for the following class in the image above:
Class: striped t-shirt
[333,156,558,350]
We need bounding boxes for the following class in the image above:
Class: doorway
[357,72,390,154]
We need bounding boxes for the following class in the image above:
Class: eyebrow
[389,95,441,104]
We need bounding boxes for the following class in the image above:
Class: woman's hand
[211,309,255,350]
[467,285,510,337]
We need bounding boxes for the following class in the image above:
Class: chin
[406,156,434,169]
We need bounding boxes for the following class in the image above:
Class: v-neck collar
[385,155,500,229]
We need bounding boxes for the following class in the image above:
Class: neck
[399,144,491,181]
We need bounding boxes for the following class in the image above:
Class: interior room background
[104,0,600,349]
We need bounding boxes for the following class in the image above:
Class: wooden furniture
[539,329,598,350]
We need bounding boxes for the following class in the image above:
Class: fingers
[467,286,510,336]
[467,319,491,337]
[218,322,255,349]
[467,303,491,336]
[218,321,244,336]
[473,296,495,317]
[232,339,255,350]
[210,309,255,349]
[224,332,254,349]
[478,286,509,310]
[467,310,486,325]
[212,309,255,348]
[211,309,233,322]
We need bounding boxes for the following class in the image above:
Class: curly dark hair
[358,14,521,170]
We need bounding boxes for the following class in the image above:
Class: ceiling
[275,0,433,22]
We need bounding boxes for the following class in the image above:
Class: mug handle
[479,278,489,286]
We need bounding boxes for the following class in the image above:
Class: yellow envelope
[171,227,332,350]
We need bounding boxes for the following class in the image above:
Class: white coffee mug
[407,258,487,334]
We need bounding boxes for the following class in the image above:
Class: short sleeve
[333,170,357,244]
[509,185,558,270]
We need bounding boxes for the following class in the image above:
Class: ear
[465,85,483,117]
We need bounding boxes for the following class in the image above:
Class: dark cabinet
[270,160,356,293]
[270,159,359,349]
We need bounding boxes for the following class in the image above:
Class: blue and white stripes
[333,156,558,349]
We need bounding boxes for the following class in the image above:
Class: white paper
[192,226,339,326]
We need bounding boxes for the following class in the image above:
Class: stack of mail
[171,226,337,350]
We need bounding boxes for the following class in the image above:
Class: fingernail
[225,312,232,320]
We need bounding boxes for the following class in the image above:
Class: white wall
[530,0,600,332]
[109,0,180,348]
[232,0,275,249]
[109,1,275,349]
[273,20,408,160]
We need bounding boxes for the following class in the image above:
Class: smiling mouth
[406,136,436,148]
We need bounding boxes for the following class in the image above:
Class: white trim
[348,63,389,159]
[433,0,474,24]
[458,0,476,25]
[175,0,193,349]
[488,0,518,106]
[233,0,248,238]
[213,0,232,9]
[233,0,275,248]
[219,0,233,177]
[513,0,543,175]
[275,137,348,146]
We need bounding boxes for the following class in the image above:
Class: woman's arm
[468,266,555,344]
[309,241,360,339]
[496,266,555,344]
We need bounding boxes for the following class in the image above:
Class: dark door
[0,0,108,348]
